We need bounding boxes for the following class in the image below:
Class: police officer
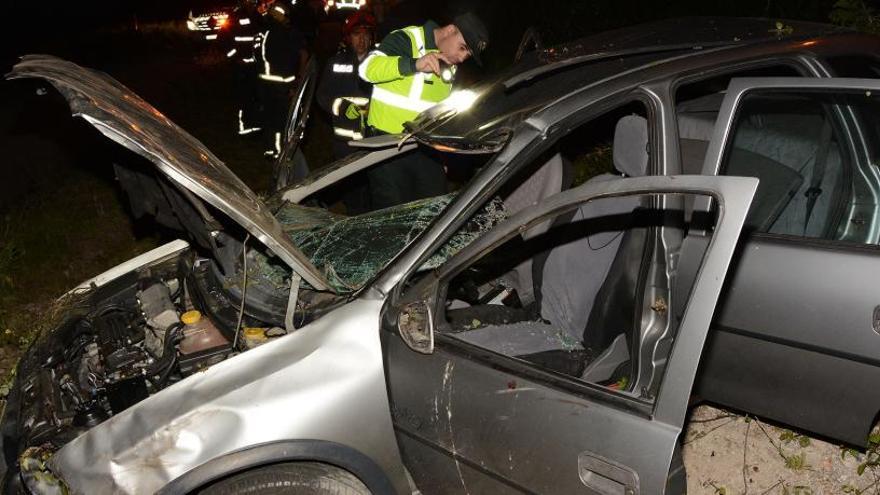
[255,0,309,158]
[226,0,263,136]
[358,12,489,209]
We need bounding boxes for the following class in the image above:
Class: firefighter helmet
[343,11,377,36]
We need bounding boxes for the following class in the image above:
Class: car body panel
[385,176,758,493]
[279,144,418,204]
[67,239,190,294]
[691,77,880,445]
[43,173,753,495]
[49,295,411,495]
[382,40,880,446]
[6,55,334,292]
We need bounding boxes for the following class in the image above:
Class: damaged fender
[48,295,410,494]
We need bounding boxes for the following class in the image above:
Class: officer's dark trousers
[233,65,260,133]
[257,81,292,156]
[367,148,447,210]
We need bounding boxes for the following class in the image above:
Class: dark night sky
[1,0,842,72]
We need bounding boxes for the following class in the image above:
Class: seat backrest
[537,115,648,344]
[503,151,573,305]
[677,94,844,236]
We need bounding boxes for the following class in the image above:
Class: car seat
[538,115,648,346]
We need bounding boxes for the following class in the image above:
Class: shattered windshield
[259,194,507,292]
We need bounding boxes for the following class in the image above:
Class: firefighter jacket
[317,49,371,141]
[257,22,305,84]
[226,8,261,65]
[358,20,452,134]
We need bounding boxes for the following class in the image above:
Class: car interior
[411,66,873,396]
[676,69,847,238]
[432,105,703,394]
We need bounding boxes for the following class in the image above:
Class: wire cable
[232,234,251,350]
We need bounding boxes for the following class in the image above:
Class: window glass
[826,56,880,78]
[674,65,803,174]
[719,90,880,243]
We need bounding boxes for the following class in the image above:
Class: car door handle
[578,452,640,495]
[873,305,880,335]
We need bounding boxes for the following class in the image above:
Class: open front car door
[386,175,758,494]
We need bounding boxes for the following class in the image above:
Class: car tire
[197,462,371,495]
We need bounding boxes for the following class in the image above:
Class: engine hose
[163,322,184,354]
[146,322,184,376]
[92,304,138,318]
[155,352,179,388]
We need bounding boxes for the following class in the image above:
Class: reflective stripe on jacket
[358,21,452,134]
[317,50,371,142]
[257,24,303,84]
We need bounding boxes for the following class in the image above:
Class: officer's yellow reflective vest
[358,22,453,134]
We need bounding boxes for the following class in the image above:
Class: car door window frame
[394,176,758,426]
[386,94,665,415]
[719,92,853,238]
[668,56,816,102]
[379,90,663,301]
[700,77,880,246]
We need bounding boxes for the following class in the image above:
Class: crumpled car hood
[6,55,334,292]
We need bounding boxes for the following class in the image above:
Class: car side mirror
[397,300,434,354]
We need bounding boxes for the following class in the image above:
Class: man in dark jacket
[317,11,376,159]
[256,1,308,158]
[226,0,263,136]
[315,11,376,213]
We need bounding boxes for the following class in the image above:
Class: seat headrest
[613,115,648,178]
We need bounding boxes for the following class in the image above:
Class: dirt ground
[684,405,878,494]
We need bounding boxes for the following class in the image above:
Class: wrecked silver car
[10,14,878,494]
[281,16,880,458]
[0,53,758,494]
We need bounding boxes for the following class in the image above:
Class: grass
[0,21,341,357]
[0,170,160,349]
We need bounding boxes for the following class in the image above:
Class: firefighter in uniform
[226,0,263,136]
[316,11,376,213]
[255,1,309,159]
[358,12,489,209]
[317,11,376,159]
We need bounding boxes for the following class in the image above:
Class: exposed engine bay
[6,247,340,483]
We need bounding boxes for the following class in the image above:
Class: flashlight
[439,63,455,83]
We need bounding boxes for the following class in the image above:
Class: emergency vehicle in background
[186,2,237,41]
[325,0,367,13]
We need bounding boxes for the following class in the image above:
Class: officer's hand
[415,52,451,76]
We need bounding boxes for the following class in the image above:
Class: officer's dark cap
[453,12,488,66]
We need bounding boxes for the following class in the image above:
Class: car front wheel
[197,462,371,495]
